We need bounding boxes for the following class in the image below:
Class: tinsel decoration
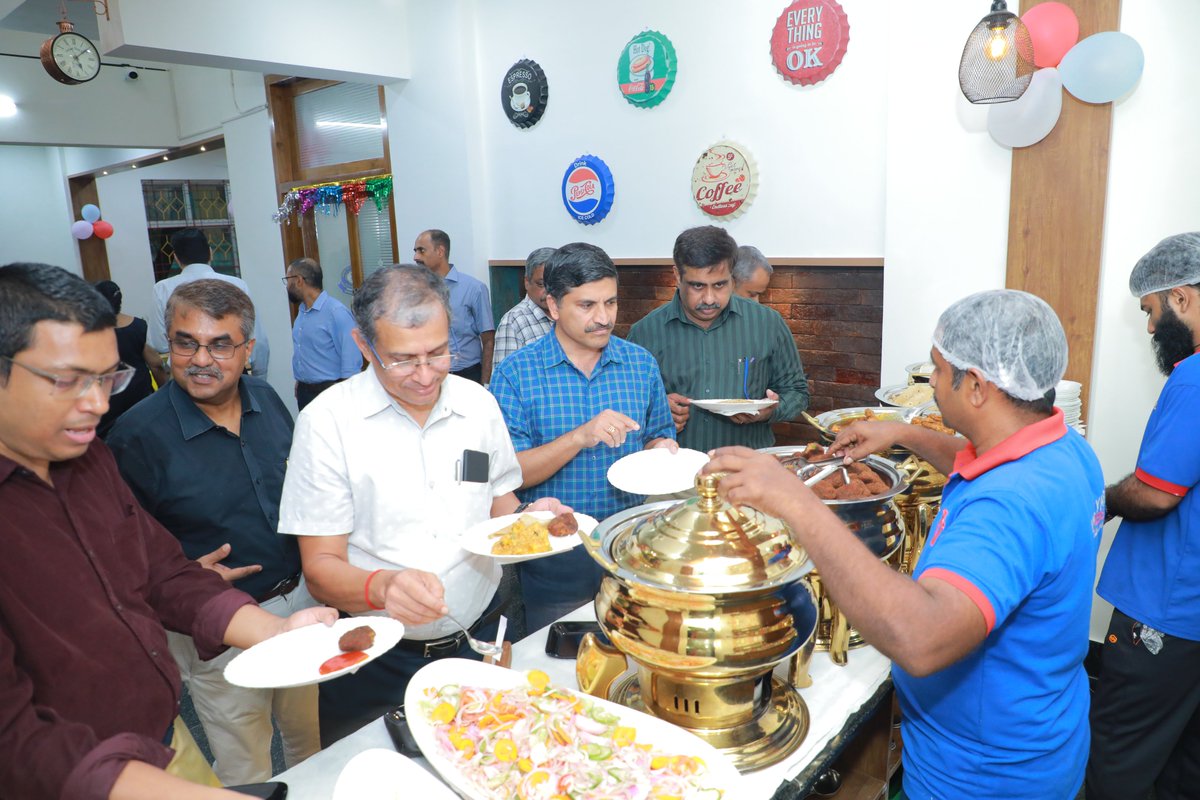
[298,188,318,215]
[342,182,367,215]
[366,177,393,213]
[316,185,343,215]
[272,190,300,224]
[272,175,393,224]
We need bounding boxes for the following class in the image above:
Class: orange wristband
[364,569,385,610]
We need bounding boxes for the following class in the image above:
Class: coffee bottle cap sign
[501,59,548,128]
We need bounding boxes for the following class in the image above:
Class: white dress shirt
[278,371,521,640]
[150,263,271,377]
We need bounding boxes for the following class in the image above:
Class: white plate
[460,511,599,565]
[223,617,404,689]
[691,397,777,417]
[607,447,710,495]
[875,383,936,408]
[332,749,457,800]
[405,659,744,800]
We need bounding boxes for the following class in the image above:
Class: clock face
[52,32,100,83]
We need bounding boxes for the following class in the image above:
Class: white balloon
[988,68,1063,148]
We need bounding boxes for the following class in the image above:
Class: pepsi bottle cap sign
[561,155,615,225]
[501,59,548,129]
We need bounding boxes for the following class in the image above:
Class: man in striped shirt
[490,243,676,631]
[627,226,809,452]
[492,247,556,367]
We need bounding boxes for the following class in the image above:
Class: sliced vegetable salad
[420,669,725,800]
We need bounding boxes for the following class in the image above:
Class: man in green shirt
[627,226,809,452]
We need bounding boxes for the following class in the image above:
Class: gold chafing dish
[576,473,818,772]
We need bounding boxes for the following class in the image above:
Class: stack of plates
[1055,380,1085,435]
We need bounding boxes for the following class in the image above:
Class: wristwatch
[514,502,532,513]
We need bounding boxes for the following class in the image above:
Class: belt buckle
[422,632,465,659]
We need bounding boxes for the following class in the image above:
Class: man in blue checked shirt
[490,243,677,632]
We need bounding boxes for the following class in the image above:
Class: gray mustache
[185,365,222,380]
[586,323,613,333]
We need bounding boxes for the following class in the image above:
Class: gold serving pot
[577,472,818,772]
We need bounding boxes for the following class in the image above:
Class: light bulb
[986,27,1009,61]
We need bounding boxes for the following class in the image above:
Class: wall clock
[40,20,101,85]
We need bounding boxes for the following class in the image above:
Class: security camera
[125,70,139,81]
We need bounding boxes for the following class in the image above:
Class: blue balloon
[81,203,101,223]
[1060,32,1143,104]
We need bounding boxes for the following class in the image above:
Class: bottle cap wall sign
[770,0,850,87]
[501,59,548,128]
[562,155,615,225]
[617,30,678,109]
[691,142,757,220]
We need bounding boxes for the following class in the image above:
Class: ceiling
[1,0,100,39]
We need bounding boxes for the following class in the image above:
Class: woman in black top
[94,280,166,438]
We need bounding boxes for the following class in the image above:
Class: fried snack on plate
[547,511,579,538]
[490,514,551,555]
[909,413,957,436]
[338,625,376,653]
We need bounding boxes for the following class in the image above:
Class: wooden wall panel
[1007,0,1120,413]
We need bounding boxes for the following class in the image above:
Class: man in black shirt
[109,279,319,784]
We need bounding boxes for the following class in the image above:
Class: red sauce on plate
[319,650,369,675]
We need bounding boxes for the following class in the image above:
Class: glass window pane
[294,83,384,170]
[357,201,394,283]
[314,211,354,308]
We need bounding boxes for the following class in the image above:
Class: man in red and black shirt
[0,262,335,800]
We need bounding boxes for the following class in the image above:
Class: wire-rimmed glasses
[366,340,454,377]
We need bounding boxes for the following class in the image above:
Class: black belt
[395,604,502,659]
[297,379,340,390]
[255,572,301,603]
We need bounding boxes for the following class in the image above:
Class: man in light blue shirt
[285,258,361,410]
[413,229,494,384]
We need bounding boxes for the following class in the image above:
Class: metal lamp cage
[958,1,1036,104]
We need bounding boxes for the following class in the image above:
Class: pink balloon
[71,220,94,240]
[1022,2,1080,68]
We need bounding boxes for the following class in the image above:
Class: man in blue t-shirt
[490,243,677,632]
[706,290,1105,800]
[1087,233,1200,800]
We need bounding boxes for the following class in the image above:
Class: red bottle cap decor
[770,0,850,87]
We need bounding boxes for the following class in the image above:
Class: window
[142,179,238,281]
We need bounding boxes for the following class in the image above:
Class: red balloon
[93,220,114,239]
[1022,2,1080,68]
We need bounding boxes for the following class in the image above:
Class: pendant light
[958,0,1036,103]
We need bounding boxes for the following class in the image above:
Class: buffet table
[274,605,893,799]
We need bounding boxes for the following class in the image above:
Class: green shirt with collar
[626,292,809,451]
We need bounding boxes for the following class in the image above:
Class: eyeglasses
[282,275,299,284]
[168,338,248,360]
[1,355,135,398]
[366,340,454,376]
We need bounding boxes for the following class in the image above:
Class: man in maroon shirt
[0,263,336,800]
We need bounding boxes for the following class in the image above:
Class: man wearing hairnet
[1087,233,1200,800]
[704,290,1105,800]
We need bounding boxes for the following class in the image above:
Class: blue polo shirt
[1098,350,1200,640]
[446,265,495,371]
[290,291,362,383]
[894,409,1105,800]
[489,328,675,520]
[107,378,301,600]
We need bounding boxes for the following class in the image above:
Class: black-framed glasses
[282,275,300,284]
[168,338,248,360]
[1,355,135,398]
[366,340,453,376]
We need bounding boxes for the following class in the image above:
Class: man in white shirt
[492,246,556,367]
[149,228,271,376]
[278,264,566,745]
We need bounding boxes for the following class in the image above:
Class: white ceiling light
[0,95,17,118]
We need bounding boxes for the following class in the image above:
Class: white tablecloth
[274,605,892,799]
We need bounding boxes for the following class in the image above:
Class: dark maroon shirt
[0,442,254,800]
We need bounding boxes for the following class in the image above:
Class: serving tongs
[801,411,833,438]
[901,398,937,423]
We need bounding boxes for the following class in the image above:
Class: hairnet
[1129,233,1200,297]
[931,289,1067,402]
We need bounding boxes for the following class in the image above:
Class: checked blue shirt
[490,328,675,521]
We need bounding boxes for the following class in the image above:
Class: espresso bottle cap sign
[691,142,757,220]
[501,59,548,129]
[562,155,615,225]
[770,0,850,87]
[617,29,678,109]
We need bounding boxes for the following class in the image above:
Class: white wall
[470,0,889,262]
[0,146,80,271]
[0,29,178,147]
